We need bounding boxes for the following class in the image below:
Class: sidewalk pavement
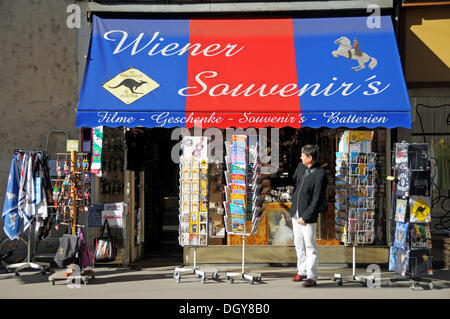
[0,263,449,299]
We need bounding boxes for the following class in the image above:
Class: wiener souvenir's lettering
[178,136,208,246]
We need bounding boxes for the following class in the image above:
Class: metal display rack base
[174,247,219,284]
[225,234,262,285]
[6,222,50,276]
[388,275,434,291]
[7,262,50,276]
[225,272,262,285]
[332,245,370,287]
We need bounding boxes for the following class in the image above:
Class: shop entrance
[141,128,182,261]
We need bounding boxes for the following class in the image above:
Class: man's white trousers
[292,217,318,281]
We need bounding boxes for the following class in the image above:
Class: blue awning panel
[76,16,411,129]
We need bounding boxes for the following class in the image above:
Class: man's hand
[298,217,306,226]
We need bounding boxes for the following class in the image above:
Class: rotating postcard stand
[174,136,219,284]
[333,131,378,287]
[223,136,262,285]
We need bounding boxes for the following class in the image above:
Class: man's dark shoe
[302,279,317,287]
[292,274,307,282]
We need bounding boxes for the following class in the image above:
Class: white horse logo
[332,36,378,71]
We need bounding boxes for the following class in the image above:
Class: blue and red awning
[76,16,411,129]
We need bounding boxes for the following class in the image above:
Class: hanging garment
[17,153,29,230]
[23,155,36,231]
[33,154,49,232]
[2,153,24,240]
[78,228,93,269]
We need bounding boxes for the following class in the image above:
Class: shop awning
[76,16,411,129]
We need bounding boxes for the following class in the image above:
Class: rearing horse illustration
[332,36,378,71]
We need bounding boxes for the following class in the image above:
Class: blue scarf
[2,153,23,240]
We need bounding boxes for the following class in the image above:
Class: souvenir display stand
[48,150,95,285]
[333,131,377,286]
[388,142,434,290]
[4,150,51,276]
[174,136,219,283]
[223,136,263,285]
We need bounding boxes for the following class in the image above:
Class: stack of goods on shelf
[334,131,377,245]
[178,136,209,247]
[390,142,433,277]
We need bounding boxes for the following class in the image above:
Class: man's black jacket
[289,162,328,223]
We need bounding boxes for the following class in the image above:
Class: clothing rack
[5,150,51,276]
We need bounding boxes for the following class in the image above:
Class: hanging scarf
[91,126,103,176]
[23,154,36,231]
[34,154,49,232]
[2,153,23,240]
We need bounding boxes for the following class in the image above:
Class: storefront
[76,15,411,264]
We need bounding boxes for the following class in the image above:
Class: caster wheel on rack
[229,278,234,284]
[14,272,20,277]
[429,282,434,290]
[51,280,55,286]
[388,280,395,287]
[338,280,343,286]
[212,272,219,280]
[249,279,254,285]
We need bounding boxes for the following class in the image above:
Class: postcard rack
[387,142,434,290]
[333,131,378,286]
[174,136,219,284]
[222,136,263,285]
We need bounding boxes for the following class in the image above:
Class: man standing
[290,145,328,287]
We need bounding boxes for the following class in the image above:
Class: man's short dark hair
[301,144,320,162]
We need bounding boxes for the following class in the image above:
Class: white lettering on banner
[151,112,224,127]
[178,71,391,98]
[97,112,136,124]
[239,112,306,125]
[323,112,388,124]
[103,31,244,57]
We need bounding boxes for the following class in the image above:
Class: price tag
[66,140,79,152]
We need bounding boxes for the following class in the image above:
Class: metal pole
[242,235,245,274]
[353,245,356,278]
[193,247,197,270]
